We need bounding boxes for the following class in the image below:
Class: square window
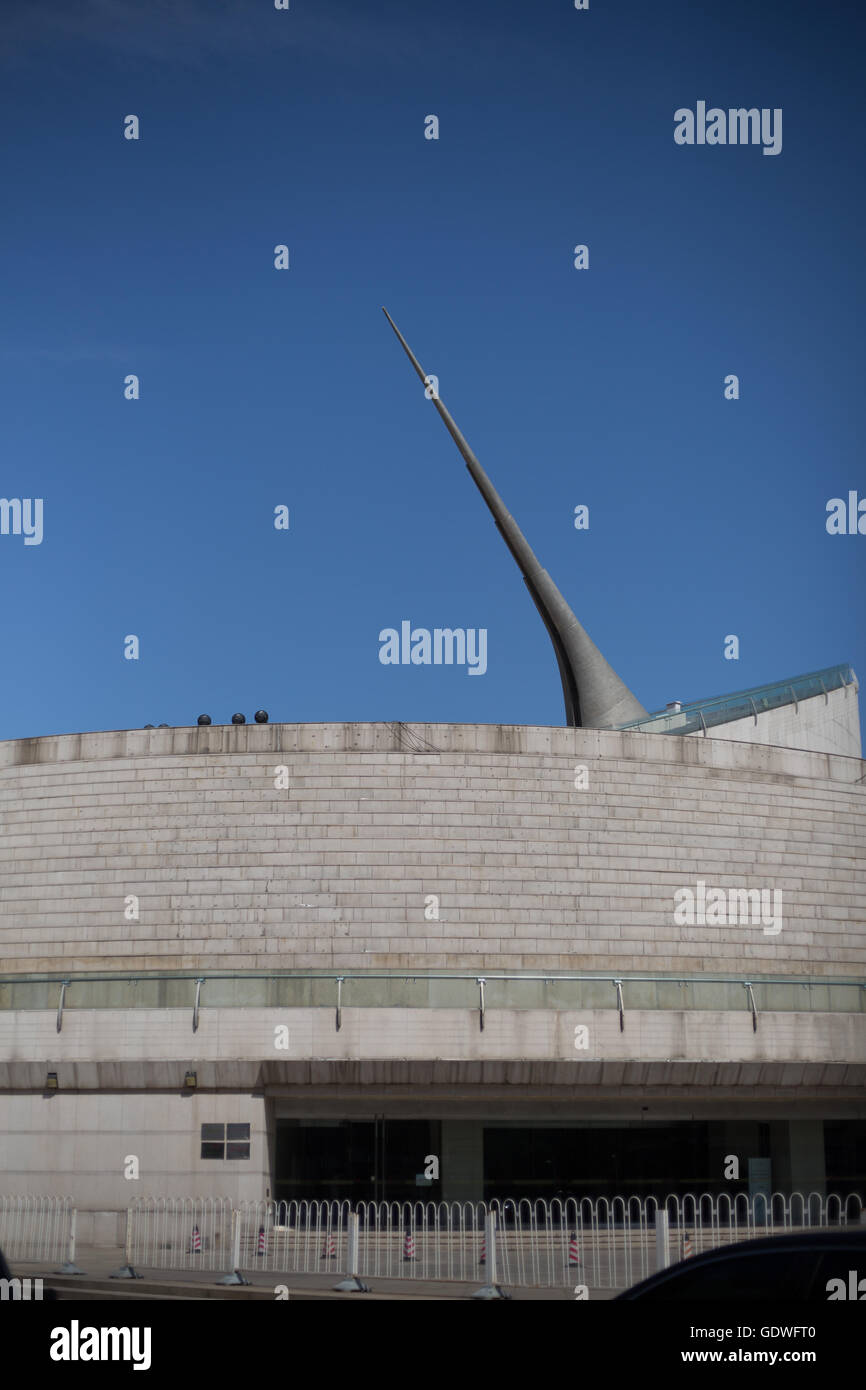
[201,1123,225,1142]
[226,1123,250,1142]
[226,1142,251,1160]
[201,1142,224,1160]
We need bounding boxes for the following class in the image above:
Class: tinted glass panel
[200,1142,224,1160]
[201,1124,224,1142]
[226,1142,250,1160]
[227,1124,250,1141]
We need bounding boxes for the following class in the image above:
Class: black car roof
[616,1226,866,1298]
[671,1228,866,1258]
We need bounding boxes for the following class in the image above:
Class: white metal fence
[128,1190,864,1289]
[0,1195,77,1266]
[124,1195,234,1273]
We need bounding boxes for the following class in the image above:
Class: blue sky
[1,0,863,742]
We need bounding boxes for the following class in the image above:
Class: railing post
[744,981,758,1032]
[655,1211,671,1271]
[57,1205,84,1275]
[472,1209,510,1299]
[614,978,625,1031]
[334,1211,368,1292]
[487,1210,497,1285]
[217,1204,250,1285]
[56,980,69,1034]
[348,1212,359,1275]
[192,977,203,1033]
[110,1207,142,1280]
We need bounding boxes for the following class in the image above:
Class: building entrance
[274,1117,441,1204]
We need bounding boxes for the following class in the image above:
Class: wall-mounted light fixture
[184,1070,197,1089]
[45,1072,58,1090]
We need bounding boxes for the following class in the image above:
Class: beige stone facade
[0,712,863,1231]
[0,717,863,977]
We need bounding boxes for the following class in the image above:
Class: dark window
[200,1123,250,1160]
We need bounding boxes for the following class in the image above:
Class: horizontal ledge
[2,971,863,986]
[0,720,861,781]
[3,1057,866,1093]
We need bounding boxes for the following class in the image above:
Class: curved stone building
[0,670,864,1245]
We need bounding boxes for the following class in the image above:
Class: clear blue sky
[1,0,863,742]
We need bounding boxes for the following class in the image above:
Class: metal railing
[611,662,858,737]
[3,972,864,1029]
[6,1191,863,1288]
[0,1195,77,1266]
[125,1195,233,1273]
[128,1190,865,1289]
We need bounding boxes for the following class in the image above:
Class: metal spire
[382,307,646,729]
